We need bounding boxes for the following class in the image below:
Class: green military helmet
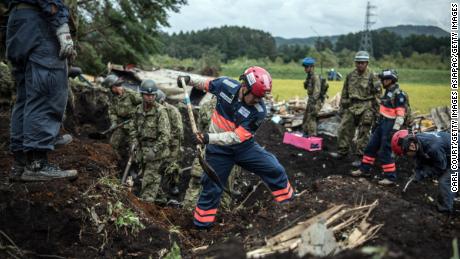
[140,79,158,95]
[354,51,370,62]
[102,74,121,88]
[156,89,166,102]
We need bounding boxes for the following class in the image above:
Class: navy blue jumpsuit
[6,0,69,152]
[414,132,456,212]
[360,84,407,180]
[193,77,293,228]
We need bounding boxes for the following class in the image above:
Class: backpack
[319,75,329,101]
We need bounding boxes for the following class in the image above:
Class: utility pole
[310,26,324,76]
[359,1,376,57]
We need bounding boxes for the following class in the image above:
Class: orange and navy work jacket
[197,77,266,145]
[379,84,407,120]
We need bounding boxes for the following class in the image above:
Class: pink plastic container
[283,132,322,151]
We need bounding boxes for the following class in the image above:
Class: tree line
[26,0,446,74]
[159,26,277,61]
[161,26,449,65]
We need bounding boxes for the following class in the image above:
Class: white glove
[56,23,76,59]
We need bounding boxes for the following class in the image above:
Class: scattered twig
[160,211,194,248]
[236,182,262,211]
[247,200,381,258]
[296,189,309,197]
[0,230,23,257]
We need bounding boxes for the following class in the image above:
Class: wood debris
[247,200,382,258]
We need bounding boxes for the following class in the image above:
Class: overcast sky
[162,0,451,38]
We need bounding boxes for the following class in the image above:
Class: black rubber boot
[21,150,78,182]
[9,151,26,182]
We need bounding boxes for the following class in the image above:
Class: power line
[359,1,376,57]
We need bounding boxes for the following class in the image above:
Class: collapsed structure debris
[247,200,382,258]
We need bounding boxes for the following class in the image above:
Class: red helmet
[391,129,409,156]
[240,66,272,97]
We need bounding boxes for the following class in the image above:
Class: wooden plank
[266,205,345,246]
[430,107,445,130]
[437,106,451,130]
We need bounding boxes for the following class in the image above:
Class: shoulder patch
[219,91,233,104]
[254,103,264,112]
[222,79,238,88]
[238,106,251,118]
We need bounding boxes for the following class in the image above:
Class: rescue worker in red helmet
[351,69,409,185]
[177,66,294,228]
[391,130,456,213]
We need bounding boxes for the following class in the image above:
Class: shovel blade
[197,154,222,187]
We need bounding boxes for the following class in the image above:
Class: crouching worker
[178,66,294,229]
[392,130,457,214]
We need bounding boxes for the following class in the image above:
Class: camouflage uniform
[0,62,14,113]
[162,101,184,191]
[130,102,171,202]
[0,3,7,60]
[108,89,141,159]
[302,72,324,136]
[182,97,241,210]
[337,68,381,156]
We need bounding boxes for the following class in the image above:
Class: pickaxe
[179,77,234,195]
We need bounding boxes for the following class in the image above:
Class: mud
[0,110,458,258]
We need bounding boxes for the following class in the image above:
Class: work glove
[56,23,76,60]
[177,75,191,88]
[192,132,209,145]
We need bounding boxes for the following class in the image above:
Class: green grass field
[222,63,450,84]
[221,63,450,114]
[271,79,450,114]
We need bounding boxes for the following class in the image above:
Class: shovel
[179,77,233,194]
[402,171,417,193]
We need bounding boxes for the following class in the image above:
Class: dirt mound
[0,135,174,258]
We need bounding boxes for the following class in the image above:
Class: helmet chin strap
[143,97,155,110]
[402,134,419,154]
[239,80,252,104]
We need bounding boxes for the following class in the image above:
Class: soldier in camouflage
[0,61,14,113]
[130,80,171,203]
[0,2,7,59]
[182,96,241,211]
[301,57,325,136]
[0,3,14,114]
[156,90,183,196]
[330,51,381,166]
[103,74,141,162]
